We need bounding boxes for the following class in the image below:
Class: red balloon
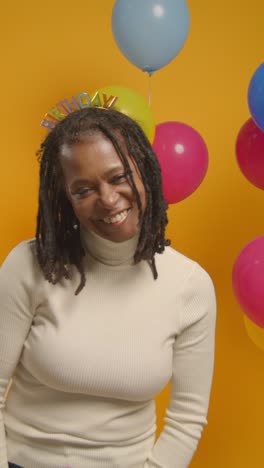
[152,121,208,204]
[236,118,264,189]
[232,236,264,327]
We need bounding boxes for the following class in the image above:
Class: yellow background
[1,1,264,467]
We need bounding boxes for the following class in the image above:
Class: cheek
[69,199,93,223]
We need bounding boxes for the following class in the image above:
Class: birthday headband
[40,92,118,130]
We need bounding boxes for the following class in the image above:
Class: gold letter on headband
[40,118,58,130]
[48,106,67,121]
[102,93,118,108]
[63,96,81,113]
[91,92,102,107]
[56,101,70,114]
[78,93,91,108]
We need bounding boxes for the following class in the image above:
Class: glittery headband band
[40,91,118,130]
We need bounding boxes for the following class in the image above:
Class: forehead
[61,136,121,168]
[59,135,137,178]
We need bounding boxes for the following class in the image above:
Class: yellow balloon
[243,315,264,351]
[91,85,155,143]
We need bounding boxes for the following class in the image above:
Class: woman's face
[59,134,146,243]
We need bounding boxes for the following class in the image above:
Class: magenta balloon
[232,236,264,327]
[152,121,208,203]
[236,118,264,190]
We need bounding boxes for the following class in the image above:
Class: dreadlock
[35,106,170,295]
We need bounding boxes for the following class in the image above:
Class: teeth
[103,209,129,224]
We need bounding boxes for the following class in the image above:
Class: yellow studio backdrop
[1,1,264,467]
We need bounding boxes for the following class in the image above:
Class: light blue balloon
[112,0,190,75]
[248,63,264,132]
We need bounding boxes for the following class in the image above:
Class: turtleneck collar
[80,227,139,266]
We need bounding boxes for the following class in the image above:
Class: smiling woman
[34,107,168,294]
[0,107,216,468]
[60,135,147,243]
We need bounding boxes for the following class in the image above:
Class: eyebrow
[70,165,126,189]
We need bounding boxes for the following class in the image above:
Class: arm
[144,263,217,468]
[0,242,38,467]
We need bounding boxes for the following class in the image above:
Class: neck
[80,227,140,267]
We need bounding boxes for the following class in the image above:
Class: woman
[0,107,216,468]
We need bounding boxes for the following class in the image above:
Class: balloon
[248,63,264,131]
[232,235,264,327]
[152,121,208,204]
[93,85,155,143]
[244,315,264,352]
[236,118,264,190]
[112,0,190,75]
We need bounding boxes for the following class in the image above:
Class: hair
[36,106,170,295]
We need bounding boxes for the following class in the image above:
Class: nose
[97,183,119,209]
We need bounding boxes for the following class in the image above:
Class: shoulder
[156,246,216,322]
[166,246,214,292]
[1,238,36,262]
[0,239,44,313]
[159,245,195,265]
[155,245,206,283]
[1,238,39,277]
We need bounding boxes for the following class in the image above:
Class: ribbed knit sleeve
[144,263,217,468]
[0,242,39,468]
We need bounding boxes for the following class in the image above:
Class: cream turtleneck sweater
[0,229,216,468]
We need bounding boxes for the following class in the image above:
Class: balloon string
[148,74,152,107]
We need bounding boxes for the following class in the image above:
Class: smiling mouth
[100,208,131,225]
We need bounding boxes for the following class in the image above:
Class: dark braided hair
[36,106,170,295]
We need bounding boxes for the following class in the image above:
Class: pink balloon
[236,118,264,190]
[152,121,208,204]
[232,236,264,327]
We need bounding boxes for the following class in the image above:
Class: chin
[101,226,139,243]
[105,231,138,243]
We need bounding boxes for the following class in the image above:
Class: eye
[73,187,94,199]
[112,173,128,184]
